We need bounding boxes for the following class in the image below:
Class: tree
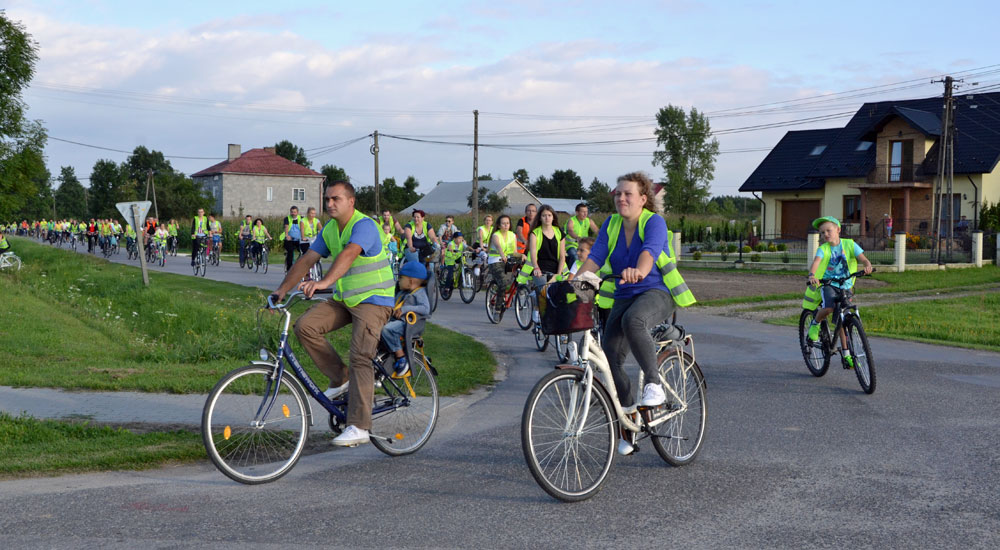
[478,173,493,181]
[0,12,48,221]
[586,178,615,213]
[88,159,123,219]
[320,164,349,188]
[529,169,586,198]
[354,185,377,214]
[652,105,719,214]
[274,139,311,168]
[55,166,87,219]
[467,190,509,213]
[380,176,423,212]
[513,168,529,184]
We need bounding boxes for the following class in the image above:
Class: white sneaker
[323,381,349,400]
[639,383,666,407]
[331,425,369,447]
[532,310,541,324]
[617,438,635,456]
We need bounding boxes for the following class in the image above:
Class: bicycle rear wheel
[201,365,309,484]
[533,325,549,351]
[485,281,503,324]
[555,334,570,362]
[459,267,477,303]
[262,249,269,274]
[427,264,439,313]
[647,350,707,466]
[846,316,876,394]
[521,369,616,502]
[798,309,830,377]
[515,286,533,330]
[370,350,439,456]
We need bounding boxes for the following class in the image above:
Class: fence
[682,233,808,266]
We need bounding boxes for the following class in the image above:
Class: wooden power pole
[371,131,380,213]
[472,110,479,228]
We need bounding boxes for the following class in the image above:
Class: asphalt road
[2,244,999,549]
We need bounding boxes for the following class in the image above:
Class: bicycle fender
[250,361,316,427]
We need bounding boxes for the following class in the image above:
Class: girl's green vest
[488,231,517,259]
[802,239,857,311]
[517,226,563,284]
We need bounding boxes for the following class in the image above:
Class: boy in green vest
[805,216,873,366]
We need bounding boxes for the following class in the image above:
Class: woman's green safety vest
[252,225,268,243]
[802,239,857,311]
[193,215,208,235]
[321,211,395,307]
[488,230,517,259]
[604,211,696,307]
[517,226,563,284]
[302,217,321,240]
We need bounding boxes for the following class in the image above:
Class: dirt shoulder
[685,269,886,302]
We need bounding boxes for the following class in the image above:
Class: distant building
[403,179,540,215]
[191,144,325,218]
[740,93,1000,240]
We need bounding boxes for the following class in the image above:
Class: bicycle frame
[254,296,420,438]
[567,327,693,436]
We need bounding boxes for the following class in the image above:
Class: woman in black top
[527,204,566,288]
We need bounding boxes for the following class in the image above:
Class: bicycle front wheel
[514,286,533,330]
[262,249,269,274]
[485,281,502,324]
[648,350,707,466]
[201,365,310,484]
[370,349,439,456]
[521,369,616,502]
[533,325,549,351]
[846,316,876,394]
[459,267,477,303]
[799,309,830,377]
[427,265,439,313]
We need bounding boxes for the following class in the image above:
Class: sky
[7,0,1000,201]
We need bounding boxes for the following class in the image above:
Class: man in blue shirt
[271,182,394,447]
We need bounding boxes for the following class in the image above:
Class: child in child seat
[381,261,431,376]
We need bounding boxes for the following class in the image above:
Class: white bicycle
[520,276,707,502]
[0,251,22,271]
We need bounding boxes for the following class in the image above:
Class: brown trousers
[293,299,391,430]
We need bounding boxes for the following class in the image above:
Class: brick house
[191,144,325,218]
[740,93,1000,240]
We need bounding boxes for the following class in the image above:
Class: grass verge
[0,412,204,478]
[0,239,494,396]
[768,292,1000,352]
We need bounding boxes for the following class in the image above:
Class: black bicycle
[798,269,876,394]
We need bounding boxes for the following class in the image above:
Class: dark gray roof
[738,128,840,192]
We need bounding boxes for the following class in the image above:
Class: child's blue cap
[399,261,427,280]
[812,216,841,230]
[452,231,463,238]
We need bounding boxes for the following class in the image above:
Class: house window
[843,195,861,222]
[212,186,218,199]
[293,188,305,201]
[809,145,827,156]
[888,140,914,182]
[266,187,273,202]
[856,141,873,151]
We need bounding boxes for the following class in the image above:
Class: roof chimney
[228,144,241,161]
[264,146,276,155]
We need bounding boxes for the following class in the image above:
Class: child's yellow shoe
[843,352,855,369]
[807,322,820,342]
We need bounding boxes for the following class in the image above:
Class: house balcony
[852,164,934,189]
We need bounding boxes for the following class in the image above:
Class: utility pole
[931,76,958,263]
[145,169,159,220]
[472,110,479,228]
[371,131,380,214]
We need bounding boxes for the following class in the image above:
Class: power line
[48,136,224,160]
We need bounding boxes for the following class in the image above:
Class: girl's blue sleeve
[641,214,667,259]
[588,217,612,267]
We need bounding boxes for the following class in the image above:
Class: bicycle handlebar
[808,268,876,287]
[266,288,334,309]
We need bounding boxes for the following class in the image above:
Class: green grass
[0,239,494,395]
[0,412,204,478]
[769,292,1000,352]
[861,265,1000,294]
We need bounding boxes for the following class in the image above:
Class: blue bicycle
[201,289,440,484]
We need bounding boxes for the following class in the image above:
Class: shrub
[753,243,765,252]
[776,243,787,252]
[720,251,729,262]
[726,244,738,253]
[782,252,790,263]
[750,253,761,262]
[692,251,702,260]
[767,243,777,252]
[742,245,752,253]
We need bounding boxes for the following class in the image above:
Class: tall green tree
[513,168,529,184]
[88,159,123,219]
[55,166,87,219]
[0,12,48,221]
[275,139,311,168]
[529,169,586,198]
[652,105,719,214]
[467,190,509,213]
[320,164,349,188]
[586,178,615,213]
[380,176,423,212]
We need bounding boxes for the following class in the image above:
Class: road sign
[116,201,152,232]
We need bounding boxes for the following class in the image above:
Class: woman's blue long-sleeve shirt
[587,213,670,299]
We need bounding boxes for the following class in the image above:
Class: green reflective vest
[321,210,395,307]
[193,215,208,235]
[517,226,563,284]
[564,216,590,249]
[302,217,321,240]
[477,225,493,247]
[252,225,268,243]
[604,211,695,307]
[488,230,517,259]
[445,241,466,266]
[802,239,858,311]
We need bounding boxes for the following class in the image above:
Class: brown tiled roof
[191,148,323,178]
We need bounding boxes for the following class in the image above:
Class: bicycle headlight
[259,348,270,361]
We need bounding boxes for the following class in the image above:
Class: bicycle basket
[540,280,596,335]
